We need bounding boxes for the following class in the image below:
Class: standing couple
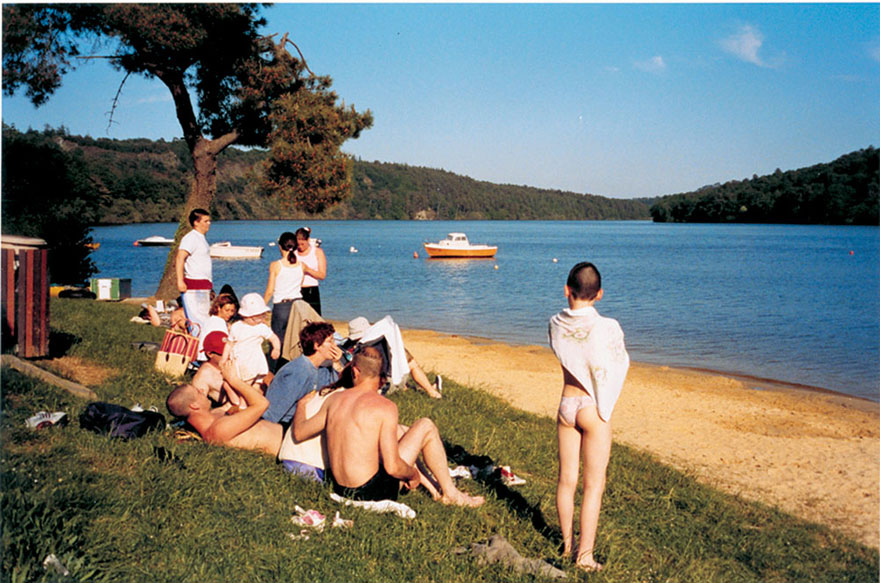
[263,227,327,371]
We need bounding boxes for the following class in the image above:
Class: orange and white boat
[423,233,497,258]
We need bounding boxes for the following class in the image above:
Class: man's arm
[175,248,189,293]
[202,361,270,444]
[291,391,329,442]
[377,402,420,489]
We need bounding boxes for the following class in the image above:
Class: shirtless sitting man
[166,358,282,456]
[293,345,483,507]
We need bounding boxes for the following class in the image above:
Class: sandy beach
[385,325,880,549]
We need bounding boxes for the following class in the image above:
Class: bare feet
[575,552,603,572]
[425,388,443,399]
[440,489,485,507]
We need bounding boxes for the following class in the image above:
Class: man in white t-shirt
[175,208,213,332]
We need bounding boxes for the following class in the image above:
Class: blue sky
[3,3,878,199]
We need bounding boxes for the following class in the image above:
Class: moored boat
[210,241,263,259]
[423,233,497,258]
[134,235,174,247]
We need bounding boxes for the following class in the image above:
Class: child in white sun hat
[228,293,281,387]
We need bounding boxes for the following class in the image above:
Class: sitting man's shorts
[331,466,400,501]
[281,460,324,483]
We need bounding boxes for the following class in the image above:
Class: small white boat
[349,246,359,253]
[423,233,497,258]
[210,241,264,259]
[134,236,174,247]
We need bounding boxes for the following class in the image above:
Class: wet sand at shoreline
[383,325,879,549]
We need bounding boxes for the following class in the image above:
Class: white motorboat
[210,241,264,259]
[423,233,497,258]
[134,236,174,247]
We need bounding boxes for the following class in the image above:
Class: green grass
[1,298,877,582]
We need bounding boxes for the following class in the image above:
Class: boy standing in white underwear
[548,262,630,572]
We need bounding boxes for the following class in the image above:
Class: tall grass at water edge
[0,299,876,582]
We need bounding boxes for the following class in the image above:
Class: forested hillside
[650,148,878,225]
[2,126,652,224]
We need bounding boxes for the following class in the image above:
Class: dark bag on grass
[79,402,165,439]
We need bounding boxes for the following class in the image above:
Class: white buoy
[349,246,358,253]
[552,257,558,263]
[269,242,276,246]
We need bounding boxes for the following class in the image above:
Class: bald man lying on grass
[166,359,282,456]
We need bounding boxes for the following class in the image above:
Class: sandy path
[392,327,879,549]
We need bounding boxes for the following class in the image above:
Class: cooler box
[90,278,132,301]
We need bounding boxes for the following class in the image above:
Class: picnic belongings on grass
[289,505,353,541]
[25,411,69,429]
[79,402,165,439]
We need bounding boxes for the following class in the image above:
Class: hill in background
[5,126,875,225]
[7,126,652,224]
[650,147,878,225]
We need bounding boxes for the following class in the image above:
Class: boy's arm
[292,391,328,442]
[268,332,281,360]
[220,337,232,365]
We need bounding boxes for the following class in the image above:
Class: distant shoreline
[123,297,877,404]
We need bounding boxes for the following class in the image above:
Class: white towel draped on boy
[548,306,630,422]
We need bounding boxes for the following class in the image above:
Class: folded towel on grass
[329,492,416,519]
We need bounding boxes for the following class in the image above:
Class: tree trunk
[154,133,238,300]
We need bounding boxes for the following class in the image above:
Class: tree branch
[75,54,124,61]
[153,69,202,151]
[206,131,241,157]
[280,34,314,76]
[105,71,130,135]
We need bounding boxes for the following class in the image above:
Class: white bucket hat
[238,293,270,317]
[347,317,370,341]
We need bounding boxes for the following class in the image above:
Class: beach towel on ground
[329,492,416,519]
[548,306,630,422]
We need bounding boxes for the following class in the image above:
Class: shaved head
[566,262,602,301]
[353,345,385,380]
[166,384,200,417]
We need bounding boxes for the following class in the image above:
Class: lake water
[90,220,880,401]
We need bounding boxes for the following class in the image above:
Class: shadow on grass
[444,441,561,547]
[48,330,80,358]
[1,328,80,359]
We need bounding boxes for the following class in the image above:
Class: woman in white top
[264,231,304,371]
[197,292,238,361]
[294,227,327,315]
